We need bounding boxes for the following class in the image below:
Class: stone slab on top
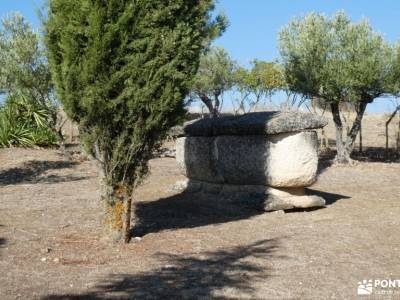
[182,111,328,137]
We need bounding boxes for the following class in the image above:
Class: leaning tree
[45,0,223,242]
[279,12,393,163]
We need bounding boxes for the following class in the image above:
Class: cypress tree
[45,0,223,242]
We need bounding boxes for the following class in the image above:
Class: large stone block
[175,111,328,211]
[176,131,318,187]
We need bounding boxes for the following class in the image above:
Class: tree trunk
[330,102,350,163]
[397,110,400,153]
[102,185,133,243]
[199,93,217,118]
[213,94,220,117]
[344,101,368,155]
[49,109,66,150]
[70,122,74,142]
[354,104,364,153]
[93,141,132,243]
[123,194,132,243]
[56,128,66,151]
[320,128,329,150]
[385,105,400,159]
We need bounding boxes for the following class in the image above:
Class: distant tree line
[189,47,290,116]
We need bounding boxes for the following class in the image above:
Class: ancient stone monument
[174,111,328,211]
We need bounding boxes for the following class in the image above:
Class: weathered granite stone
[176,131,318,187]
[174,111,328,211]
[171,179,326,211]
[176,136,224,183]
[168,125,184,138]
[183,111,327,137]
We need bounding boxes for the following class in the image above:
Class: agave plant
[0,94,58,147]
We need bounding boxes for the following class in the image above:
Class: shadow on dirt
[280,189,351,214]
[317,150,336,175]
[131,186,351,236]
[351,147,400,163]
[0,225,6,257]
[306,188,351,206]
[317,147,399,175]
[130,191,266,237]
[42,238,279,300]
[0,238,6,257]
[0,160,88,185]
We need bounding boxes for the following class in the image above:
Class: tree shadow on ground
[131,191,266,237]
[351,147,400,163]
[0,225,6,257]
[0,238,6,257]
[0,160,88,185]
[285,188,351,213]
[318,147,399,175]
[317,150,336,175]
[42,238,280,300]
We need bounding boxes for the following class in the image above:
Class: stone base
[172,179,325,211]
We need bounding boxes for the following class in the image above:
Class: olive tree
[233,60,285,113]
[190,46,237,117]
[45,0,222,242]
[279,12,392,163]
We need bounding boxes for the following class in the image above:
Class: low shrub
[0,94,58,147]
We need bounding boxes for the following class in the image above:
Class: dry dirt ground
[0,147,400,299]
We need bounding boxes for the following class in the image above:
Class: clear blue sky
[1,0,399,112]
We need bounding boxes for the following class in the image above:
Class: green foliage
[191,46,237,116]
[45,0,220,224]
[279,11,393,162]
[0,94,58,147]
[233,60,285,113]
[203,14,229,49]
[386,43,400,96]
[279,11,392,103]
[193,46,237,97]
[0,13,61,145]
[246,60,285,98]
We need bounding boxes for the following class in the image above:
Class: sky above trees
[1,0,400,112]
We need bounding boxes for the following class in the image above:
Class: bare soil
[1,147,400,299]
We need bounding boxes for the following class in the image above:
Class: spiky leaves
[0,13,60,146]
